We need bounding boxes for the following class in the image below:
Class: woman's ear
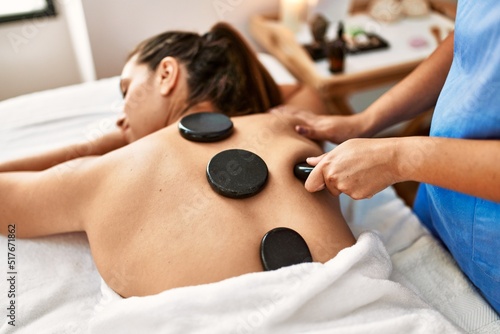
[157,56,180,96]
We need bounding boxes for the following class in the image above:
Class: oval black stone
[260,227,313,271]
[206,149,268,199]
[294,162,314,181]
[178,112,233,142]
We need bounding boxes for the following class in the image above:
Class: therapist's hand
[272,108,369,144]
[305,138,402,199]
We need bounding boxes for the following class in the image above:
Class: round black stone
[294,162,314,181]
[206,149,268,199]
[178,112,233,142]
[260,227,313,271]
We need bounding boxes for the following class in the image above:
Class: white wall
[0,3,80,101]
[0,0,279,100]
[81,0,279,79]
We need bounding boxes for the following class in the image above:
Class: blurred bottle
[326,21,346,73]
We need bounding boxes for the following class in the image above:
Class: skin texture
[284,33,500,203]
[0,113,355,297]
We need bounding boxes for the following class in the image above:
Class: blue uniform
[413,0,500,313]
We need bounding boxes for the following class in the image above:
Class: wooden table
[250,12,455,115]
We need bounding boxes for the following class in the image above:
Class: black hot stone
[260,227,313,271]
[294,162,314,181]
[178,112,233,142]
[206,149,268,199]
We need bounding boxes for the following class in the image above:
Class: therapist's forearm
[396,136,500,202]
[361,33,455,137]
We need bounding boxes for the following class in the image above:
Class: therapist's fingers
[294,117,338,141]
[295,125,330,141]
[306,138,401,199]
[303,154,328,192]
[306,153,326,166]
[305,162,343,196]
[304,170,327,193]
[304,155,340,195]
[272,108,332,139]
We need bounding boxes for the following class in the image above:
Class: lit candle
[280,0,307,33]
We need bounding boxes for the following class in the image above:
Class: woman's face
[117,56,169,143]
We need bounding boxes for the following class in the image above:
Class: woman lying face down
[0,23,354,297]
[0,113,355,297]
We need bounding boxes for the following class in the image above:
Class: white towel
[89,232,461,334]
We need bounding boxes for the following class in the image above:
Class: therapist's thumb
[303,153,328,193]
[304,164,326,193]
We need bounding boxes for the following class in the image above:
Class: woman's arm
[0,128,127,172]
[0,156,108,238]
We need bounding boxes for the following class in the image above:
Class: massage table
[0,54,498,334]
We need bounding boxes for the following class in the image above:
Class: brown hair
[129,22,283,116]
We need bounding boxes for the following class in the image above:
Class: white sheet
[393,235,500,333]
[0,53,498,333]
[89,233,460,334]
[0,233,99,333]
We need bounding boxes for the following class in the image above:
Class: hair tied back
[201,31,213,42]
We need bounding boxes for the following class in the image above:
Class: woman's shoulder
[231,112,297,138]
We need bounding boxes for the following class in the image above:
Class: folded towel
[90,232,460,334]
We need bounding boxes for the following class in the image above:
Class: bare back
[83,113,355,297]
